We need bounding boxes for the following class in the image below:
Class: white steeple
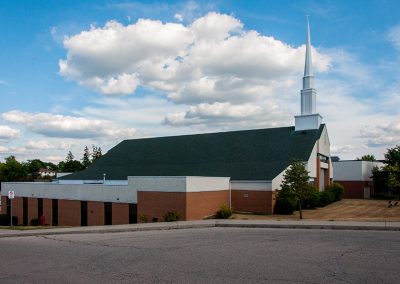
[295,16,322,131]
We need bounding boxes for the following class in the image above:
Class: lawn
[233,199,400,221]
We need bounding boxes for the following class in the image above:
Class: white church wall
[318,126,331,158]
[306,142,318,178]
[230,180,273,191]
[272,167,289,191]
[0,182,134,203]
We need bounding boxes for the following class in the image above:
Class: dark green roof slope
[61,124,325,181]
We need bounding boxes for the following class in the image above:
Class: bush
[274,195,296,215]
[371,193,397,200]
[318,191,334,207]
[138,214,148,223]
[0,214,18,226]
[326,182,344,202]
[215,204,233,219]
[302,185,320,209]
[30,218,40,226]
[164,211,180,222]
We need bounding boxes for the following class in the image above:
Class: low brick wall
[58,200,81,226]
[231,190,275,214]
[186,191,229,220]
[112,203,129,225]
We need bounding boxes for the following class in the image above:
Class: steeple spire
[303,15,313,89]
[295,16,322,131]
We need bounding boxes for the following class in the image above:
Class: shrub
[274,195,296,214]
[302,185,320,209]
[326,182,344,202]
[164,211,180,222]
[318,191,334,207]
[30,218,40,226]
[0,214,18,226]
[138,214,148,223]
[371,193,397,200]
[215,204,233,219]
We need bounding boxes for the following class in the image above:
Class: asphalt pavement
[1,219,400,238]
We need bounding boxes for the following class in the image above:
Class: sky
[0,0,399,163]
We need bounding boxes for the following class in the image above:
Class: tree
[280,160,311,219]
[91,145,102,162]
[66,151,74,162]
[0,156,26,182]
[82,146,91,168]
[372,145,400,197]
[357,154,376,161]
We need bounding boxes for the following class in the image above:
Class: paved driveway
[0,227,399,283]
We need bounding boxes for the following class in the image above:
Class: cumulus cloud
[359,120,400,147]
[0,125,20,139]
[2,110,137,140]
[59,12,331,105]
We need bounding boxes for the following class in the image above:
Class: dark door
[81,201,88,226]
[38,198,43,218]
[52,199,58,226]
[129,204,137,224]
[104,202,112,225]
[23,197,28,225]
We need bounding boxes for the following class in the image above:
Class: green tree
[357,154,376,161]
[372,145,400,197]
[0,156,26,181]
[280,160,311,219]
[82,146,91,168]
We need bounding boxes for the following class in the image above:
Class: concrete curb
[1,220,399,238]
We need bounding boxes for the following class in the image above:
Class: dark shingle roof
[61,124,325,181]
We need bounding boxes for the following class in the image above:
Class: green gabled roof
[61,124,325,181]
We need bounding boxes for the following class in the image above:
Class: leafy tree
[82,146,91,168]
[280,160,311,219]
[0,156,26,182]
[373,145,400,197]
[357,154,376,161]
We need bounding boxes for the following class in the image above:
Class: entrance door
[52,199,58,226]
[23,197,28,225]
[363,187,370,199]
[319,169,325,191]
[81,201,88,226]
[104,202,112,225]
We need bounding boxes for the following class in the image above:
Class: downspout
[229,178,232,209]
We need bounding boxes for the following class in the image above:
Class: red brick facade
[11,197,23,225]
[28,198,38,224]
[335,181,371,199]
[58,199,81,226]
[138,191,186,222]
[186,191,229,220]
[231,190,275,214]
[112,203,129,225]
[87,201,104,226]
[138,190,230,222]
[43,198,52,226]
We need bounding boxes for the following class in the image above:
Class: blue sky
[0,0,399,162]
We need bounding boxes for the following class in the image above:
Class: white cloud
[2,110,137,140]
[388,25,400,50]
[0,125,20,139]
[59,12,331,102]
[359,120,400,147]
[174,13,184,22]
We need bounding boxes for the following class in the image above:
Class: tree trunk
[298,201,303,219]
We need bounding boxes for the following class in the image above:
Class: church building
[1,19,332,226]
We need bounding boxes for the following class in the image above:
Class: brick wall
[335,181,369,199]
[137,191,186,222]
[28,198,38,224]
[42,198,52,226]
[231,190,275,214]
[58,199,81,226]
[87,201,104,226]
[186,190,229,220]
[1,196,7,214]
[112,203,129,225]
[11,197,23,225]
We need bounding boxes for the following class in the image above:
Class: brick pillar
[112,203,129,225]
[28,198,38,225]
[12,197,24,225]
[87,201,104,226]
[58,200,81,226]
[43,198,52,226]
